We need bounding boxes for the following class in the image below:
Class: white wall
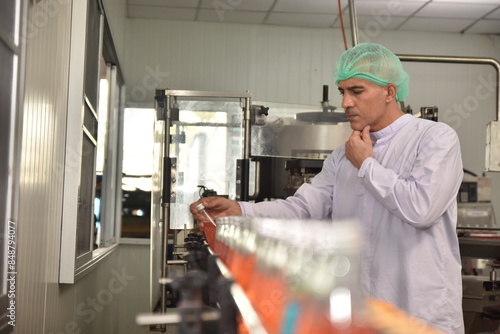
[122,19,500,107]
[17,1,73,332]
[123,18,500,217]
[123,19,347,108]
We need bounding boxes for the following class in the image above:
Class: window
[0,0,22,332]
[96,61,123,247]
[121,108,154,240]
[59,0,123,283]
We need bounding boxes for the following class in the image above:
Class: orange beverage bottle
[236,253,256,291]
[222,223,237,269]
[227,217,256,289]
[280,219,372,334]
[245,219,276,307]
[195,203,217,248]
[216,218,230,262]
[212,217,226,255]
[259,271,287,333]
[242,219,289,333]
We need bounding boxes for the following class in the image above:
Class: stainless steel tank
[251,119,352,159]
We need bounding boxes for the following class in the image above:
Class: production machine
[457,172,500,333]
[250,85,351,201]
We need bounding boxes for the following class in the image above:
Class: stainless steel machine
[249,112,351,201]
[148,89,252,332]
[459,236,500,333]
[457,174,500,333]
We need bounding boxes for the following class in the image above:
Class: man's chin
[349,122,365,131]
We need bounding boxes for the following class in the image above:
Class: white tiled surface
[126,0,500,34]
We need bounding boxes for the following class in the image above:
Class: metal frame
[161,89,251,99]
[152,89,253,327]
[396,54,500,121]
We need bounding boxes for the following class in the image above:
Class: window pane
[84,0,101,109]
[0,0,17,43]
[121,108,154,238]
[96,71,109,174]
[122,109,154,178]
[76,132,97,256]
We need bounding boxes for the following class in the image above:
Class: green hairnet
[334,43,409,101]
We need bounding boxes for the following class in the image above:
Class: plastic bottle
[195,203,217,248]
[195,203,216,226]
[283,220,374,334]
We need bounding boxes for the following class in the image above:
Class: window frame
[59,0,123,284]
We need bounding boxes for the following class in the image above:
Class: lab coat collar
[370,114,413,143]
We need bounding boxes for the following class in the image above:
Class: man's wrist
[358,157,374,177]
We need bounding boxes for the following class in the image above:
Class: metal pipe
[348,0,359,46]
[244,95,251,160]
[161,94,172,316]
[397,54,500,121]
[241,95,252,201]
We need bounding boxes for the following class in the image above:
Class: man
[190,43,464,333]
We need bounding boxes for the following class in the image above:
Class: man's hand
[345,126,374,169]
[189,196,242,229]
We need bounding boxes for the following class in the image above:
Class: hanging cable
[338,0,348,50]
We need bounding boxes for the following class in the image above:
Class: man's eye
[353,90,363,95]
[339,91,344,96]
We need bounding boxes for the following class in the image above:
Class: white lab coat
[240,114,465,333]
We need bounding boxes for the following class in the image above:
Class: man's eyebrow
[338,85,365,91]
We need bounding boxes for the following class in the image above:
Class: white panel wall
[17,0,73,332]
[123,19,348,107]
[115,244,151,334]
[123,20,500,108]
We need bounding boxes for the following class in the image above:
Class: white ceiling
[127,0,500,35]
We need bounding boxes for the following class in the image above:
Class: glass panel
[169,98,244,229]
[96,62,109,173]
[76,133,96,256]
[93,62,109,245]
[84,0,101,111]
[83,101,98,141]
[0,0,17,44]
[121,108,154,238]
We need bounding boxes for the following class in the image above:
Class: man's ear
[385,84,397,102]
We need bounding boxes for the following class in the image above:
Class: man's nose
[341,95,353,109]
